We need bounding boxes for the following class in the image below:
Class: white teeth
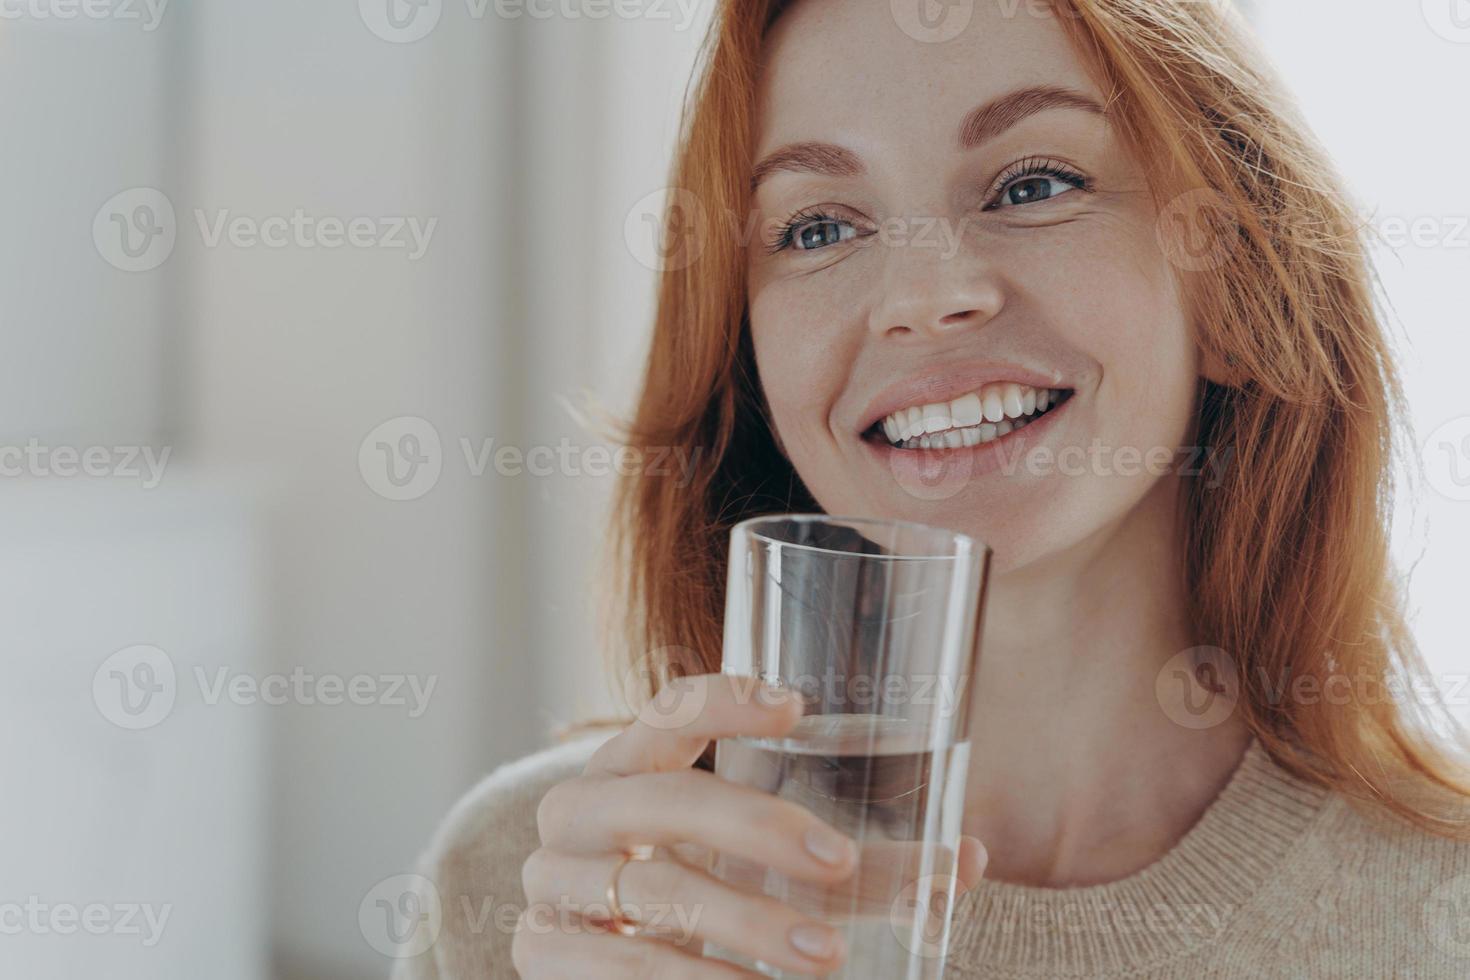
[922,403,951,434]
[1002,383,1023,419]
[906,406,923,439]
[951,392,983,427]
[877,384,1068,449]
[983,389,1006,423]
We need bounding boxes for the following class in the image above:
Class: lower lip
[862,393,1074,482]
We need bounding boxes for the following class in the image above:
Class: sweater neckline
[945,738,1334,976]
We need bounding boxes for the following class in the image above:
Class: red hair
[605,0,1470,835]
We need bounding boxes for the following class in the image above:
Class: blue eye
[768,211,859,253]
[793,219,857,251]
[998,175,1073,207]
[989,158,1090,210]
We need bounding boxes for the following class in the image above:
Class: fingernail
[804,827,855,866]
[789,923,840,960]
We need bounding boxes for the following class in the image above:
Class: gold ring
[604,844,656,937]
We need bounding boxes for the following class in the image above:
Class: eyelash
[763,156,1091,255]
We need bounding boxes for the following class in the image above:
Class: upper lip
[857,360,1070,434]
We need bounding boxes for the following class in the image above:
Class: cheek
[1019,214,1200,444]
[749,277,864,458]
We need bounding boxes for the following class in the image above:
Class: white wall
[0,9,268,980]
[178,2,712,976]
[2,0,714,975]
[0,9,172,445]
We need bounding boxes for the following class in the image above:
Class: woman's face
[747,0,1202,574]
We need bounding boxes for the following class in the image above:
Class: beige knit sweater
[391,735,1470,978]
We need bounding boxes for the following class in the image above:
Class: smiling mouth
[863,383,1075,450]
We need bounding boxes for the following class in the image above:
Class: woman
[398,0,1470,976]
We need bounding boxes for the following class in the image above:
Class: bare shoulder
[391,731,615,980]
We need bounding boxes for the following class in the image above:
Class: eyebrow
[749,85,1106,193]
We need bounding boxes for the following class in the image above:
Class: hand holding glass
[708,515,991,979]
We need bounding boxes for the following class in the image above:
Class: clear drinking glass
[707,514,991,979]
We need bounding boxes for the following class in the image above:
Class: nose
[866,233,1006,341]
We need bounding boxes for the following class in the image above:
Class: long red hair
[605,0,1470,835]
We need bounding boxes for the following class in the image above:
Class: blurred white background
[1,1,1466,977]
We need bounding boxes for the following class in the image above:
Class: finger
[755,836,986,918]
[536,769,858,883]
[852,835,988,895]
[522,849,847,976]
[511,918,765,980]
[886,838,988,939]
[957,834,988,892]
[585,673,803,776]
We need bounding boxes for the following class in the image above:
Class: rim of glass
[732,513,988,561]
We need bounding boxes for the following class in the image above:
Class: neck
[963,475,1251,887]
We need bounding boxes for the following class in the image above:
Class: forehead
[753,0,1102,159]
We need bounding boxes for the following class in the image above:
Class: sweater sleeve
[390,733,612,980]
